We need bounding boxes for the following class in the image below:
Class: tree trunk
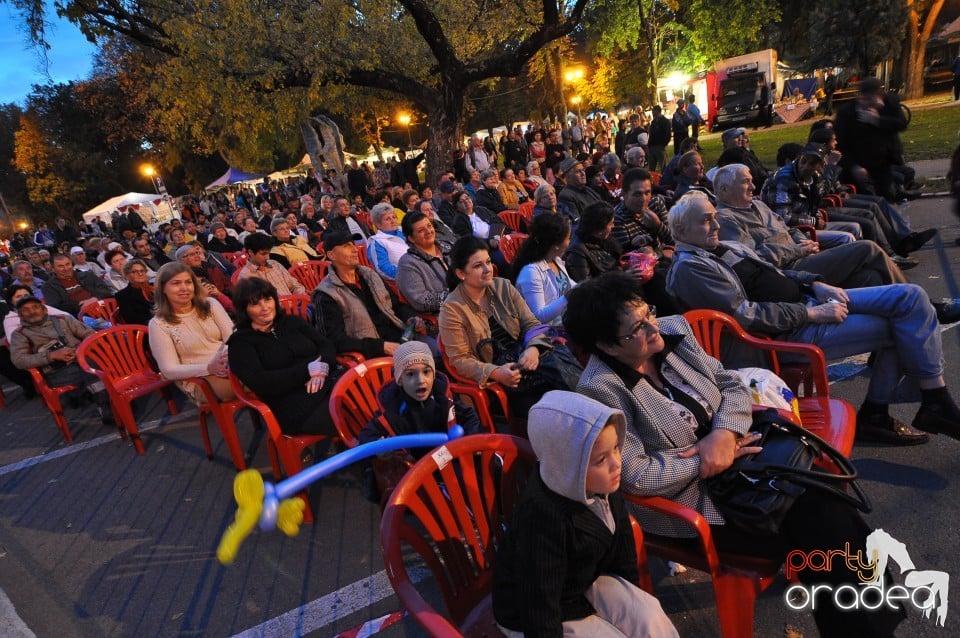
[424,86,463,187]
[300,116,347,192]
[547,45,566,118]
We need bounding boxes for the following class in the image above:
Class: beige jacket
[438,277,551,386]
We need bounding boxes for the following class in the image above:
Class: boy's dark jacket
[357,372,482,458]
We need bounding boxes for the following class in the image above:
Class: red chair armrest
[622,492,723,575]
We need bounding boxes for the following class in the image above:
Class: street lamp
[141,164,161,195]
[398,114,413,151]
[564,68,584,83]
[570,95,583,122]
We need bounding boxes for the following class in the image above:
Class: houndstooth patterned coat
[577,315,753,537]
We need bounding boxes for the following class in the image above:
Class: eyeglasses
[128,268,148,275]
[617,306,658,341]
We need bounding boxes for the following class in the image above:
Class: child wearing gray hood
[493,390,678,637]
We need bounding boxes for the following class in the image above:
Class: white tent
[82,192,180,230]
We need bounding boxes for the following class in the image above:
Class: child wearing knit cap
[357,341,483,502]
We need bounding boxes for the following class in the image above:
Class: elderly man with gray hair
[712,163,909,291]
[666,190,960,445]
[366,202,408,280]
[599,152,623,202]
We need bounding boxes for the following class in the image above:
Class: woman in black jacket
[114,259,155,325]
[564,201,622,282]
[227,278,340,435]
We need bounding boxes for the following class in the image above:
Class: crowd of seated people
[2,103,959,635]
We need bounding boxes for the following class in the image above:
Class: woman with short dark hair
[563,201,621,282]
[227,278,339,435]
[564,272,904,637]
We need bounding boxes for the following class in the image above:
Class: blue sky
[0,4,97,106]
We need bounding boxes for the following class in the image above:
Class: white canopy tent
[82,192,180,231]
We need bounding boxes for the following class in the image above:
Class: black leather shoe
[894,228,937,256]
[890,255,919,270]
[932,299,960,325]
[912,404,960,441]
[856,413,929,445]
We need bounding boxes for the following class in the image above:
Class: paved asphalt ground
[0,190,958,638]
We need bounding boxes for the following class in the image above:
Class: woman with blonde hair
[149,262,235,403]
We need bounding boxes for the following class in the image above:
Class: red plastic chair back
[517,200,535,224]
[329,357,395,447]
[289,261,329,290]
[498,233,528,265]
[355,210,374,231]
[437,336,510,431]
[356,242,374,269]
[278,294,312,320]
[649,170,662,186]
[78,298,118,324]
[77,325,153,387]
[230,268,243,287]
[221,251,242,265]
[497,210,526,233]
[381,434,537,636]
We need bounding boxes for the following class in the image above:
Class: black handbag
[704,408,872,536]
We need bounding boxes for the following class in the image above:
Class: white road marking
[230,568,426,638]
[0,587,36,638]
[0,409,197,477]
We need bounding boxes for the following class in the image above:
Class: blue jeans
[787,284,943,404]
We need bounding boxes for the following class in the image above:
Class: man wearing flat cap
[312,230,426,359]
[556,157,602,226]
[9,296,115,423]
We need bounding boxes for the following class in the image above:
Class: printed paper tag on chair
[355,363,368,377]
[432,446,453,470]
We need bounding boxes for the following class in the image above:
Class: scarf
[131,280,154,302]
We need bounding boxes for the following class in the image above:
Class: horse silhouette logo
[865,528,949,627]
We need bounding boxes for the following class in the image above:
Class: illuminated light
[398,114,411,126]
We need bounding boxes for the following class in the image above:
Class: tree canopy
[7,0,587,185]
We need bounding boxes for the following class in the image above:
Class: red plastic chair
[77,325,181,455]
[682,309,855,457]
[622,492,781,638]
[221,251,243,265]
[498,233,528,265]
[437,336,509,434]
[649,170,662,186]
[381,434,653,637]
[27,368,78,443]
[228,373,329,522]
[278,294,312,320]
[355,210,374,232]
[329,357,396,448]
[230,268,244,287]
[78,298,118,325]
[356,242,374,269]
[288,261,329,290]
[517,200,535,225]
[497,210,527,233]
[185,377,250,471]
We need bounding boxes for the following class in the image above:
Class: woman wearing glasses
[562,272,904,637]
[115,259,155,325]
